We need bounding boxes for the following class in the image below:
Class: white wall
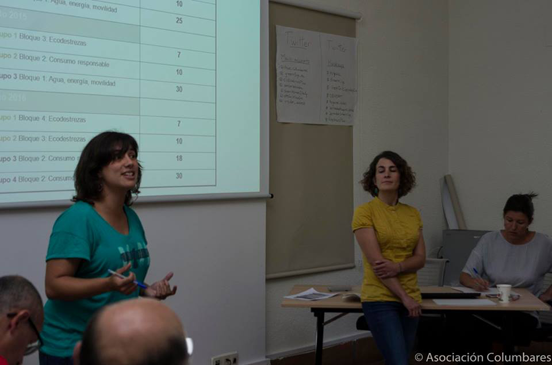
[0,200,267,365]
[449,0,552,233]
[266,0,449,356]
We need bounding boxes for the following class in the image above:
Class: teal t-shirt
[41,201,150,357]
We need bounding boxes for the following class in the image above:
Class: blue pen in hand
[471,267,489,291]
[107,269,148,289]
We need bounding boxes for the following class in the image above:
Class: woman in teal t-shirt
[39,132,178,364]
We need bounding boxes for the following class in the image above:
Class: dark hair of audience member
[0,275,43,316]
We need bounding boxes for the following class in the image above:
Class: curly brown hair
[360,151,416,198]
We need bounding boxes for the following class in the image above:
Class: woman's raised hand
[108,263,138,295]
[143,272,178,300]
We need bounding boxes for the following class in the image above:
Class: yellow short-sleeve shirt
[352,197,423,303]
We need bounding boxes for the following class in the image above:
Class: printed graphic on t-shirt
[118,242,150,269]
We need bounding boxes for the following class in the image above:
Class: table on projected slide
[282,285,550,365]
[0,0,217,196]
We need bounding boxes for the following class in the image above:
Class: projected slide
[0,0,261,205]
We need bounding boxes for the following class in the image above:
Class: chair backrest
[417,258,448,287]
[441,230,489,285]
[540,273,552,324]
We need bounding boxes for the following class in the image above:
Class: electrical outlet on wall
[211,351,238,365]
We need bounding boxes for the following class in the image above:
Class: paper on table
[284,288,339,301]
[452,286,520,298]
[433,299,497,306]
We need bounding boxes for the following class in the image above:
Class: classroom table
[282,285,550,365]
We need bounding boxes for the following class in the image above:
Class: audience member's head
[75,298,190,365]
[0,275,44,365]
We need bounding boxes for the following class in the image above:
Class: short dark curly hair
[360,151,416,198]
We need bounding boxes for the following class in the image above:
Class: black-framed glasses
[7,312,43,355]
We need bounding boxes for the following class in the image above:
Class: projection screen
[0,0,268,207]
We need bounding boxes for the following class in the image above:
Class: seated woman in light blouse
[352,151,426,365]
[457,193,552,348]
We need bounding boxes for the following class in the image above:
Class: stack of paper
[284,288,338,301]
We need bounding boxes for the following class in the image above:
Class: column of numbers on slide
[0,0,216,197]
[138,0,216,189]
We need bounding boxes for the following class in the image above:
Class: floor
[269,337,552,365]
[270,337,383,365]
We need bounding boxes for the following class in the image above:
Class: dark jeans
[39,352,74,365]
[362,301,419,365]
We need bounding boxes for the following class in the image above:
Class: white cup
[497,284,512,303]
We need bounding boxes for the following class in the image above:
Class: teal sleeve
[46,203,94,262]
[47,232,91,261]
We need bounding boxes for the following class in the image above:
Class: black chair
[532,322,552,342]
[532,297,552,342]
[356,315,370,331]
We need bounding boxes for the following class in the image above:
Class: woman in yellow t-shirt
[352,151,426,365]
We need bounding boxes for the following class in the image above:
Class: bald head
[78,299,189,365]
